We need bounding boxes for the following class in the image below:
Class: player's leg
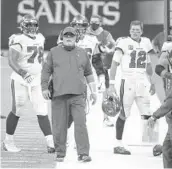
[114,79,135,155]
[70,94,91,162]
[103,69,114,127]
[3,80,29,152]
[51,95,69,162]
[31,85,55,153]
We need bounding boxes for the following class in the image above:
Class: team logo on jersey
[128,45,133,50]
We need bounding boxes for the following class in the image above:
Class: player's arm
[8,45,33,82]
[105,33,116,53]
[41,50,53,91]
[84,52,97,94]
[155,51,172,79]
[146,50,155,84]
[109,49,123,89]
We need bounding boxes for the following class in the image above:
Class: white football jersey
[77,34,100,56]
[9,33,45,85]
[114,37,153,79]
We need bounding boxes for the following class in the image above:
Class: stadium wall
[2,0,164,50]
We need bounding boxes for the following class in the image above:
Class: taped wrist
[18,69,28,78]
[88,82,97,94]
[155,65,165,76]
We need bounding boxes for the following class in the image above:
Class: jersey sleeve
[146,38,153,53]
[8,34,22,52]
[38,33,45,47]
[115,38,126,54]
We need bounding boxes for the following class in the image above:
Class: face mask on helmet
[70,15,89,39]
[102,95,121,117]
[71,22,88,38]
[20,17,39,37]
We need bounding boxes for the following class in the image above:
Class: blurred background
[1,0,166,50]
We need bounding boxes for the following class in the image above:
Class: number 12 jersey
[114,37,153,79]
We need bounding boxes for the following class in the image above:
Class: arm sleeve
[41,51,53,91]
[146,38,154,53]
[112,48,123,64]
[115,38,125,55]
[8,34,22,52]
[84,53,93,76]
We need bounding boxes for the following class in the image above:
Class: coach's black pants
[51,94,90,157]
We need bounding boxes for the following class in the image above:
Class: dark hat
[63,27,76,35]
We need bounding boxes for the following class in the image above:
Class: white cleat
[2,140,21,152]
[103,118,114,127]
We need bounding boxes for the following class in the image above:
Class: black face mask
[63,45,75,51]
[91,23,100,31]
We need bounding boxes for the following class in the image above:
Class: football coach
[41,26,97,162]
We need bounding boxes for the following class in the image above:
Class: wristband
[109,80,115,85]
[152,115,158,121]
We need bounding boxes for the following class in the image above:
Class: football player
[87,15,116,127]
[108,20,156,155]
[3,14,55,153]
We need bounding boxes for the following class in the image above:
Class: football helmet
[19,14,39,37]
[102,94,121,117]
[70,15,89,39]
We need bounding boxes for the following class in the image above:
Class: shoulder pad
[8,34,22,47]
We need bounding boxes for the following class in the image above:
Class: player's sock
[115,139,123,147]
[116,117,125,140]
[6,111,19,136]
[37,115,52,136]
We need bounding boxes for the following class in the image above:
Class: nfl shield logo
[128,45,133,50]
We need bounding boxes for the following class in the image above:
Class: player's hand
[42,90,51,100]
[147,116,156,128]
[99,44,111,54]
[23,73,34,84]
[90,92,97,105]
[149,84,156,95]
[107,84,117,97]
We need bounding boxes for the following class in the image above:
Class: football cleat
[2,140,21,152]
[78,154,92,162]
[56,155,65,162]
[153,144,162,156]
[113,146,131,155]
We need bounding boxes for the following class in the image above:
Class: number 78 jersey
[114,37,153,79]
[9,33,45,85]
